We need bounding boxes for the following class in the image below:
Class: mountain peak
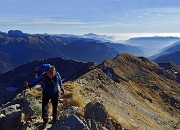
[8,30,26,36]
[115,53,137,60]
[83,33,98,37]
[112,53,152,66]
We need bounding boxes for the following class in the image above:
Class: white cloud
[0,17,106,26]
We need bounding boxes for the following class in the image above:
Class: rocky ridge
[0,53,179,130]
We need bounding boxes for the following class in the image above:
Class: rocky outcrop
[84,102,108,124]
[8,30,26,36]
[84,102,123,130]
[0,104,21,116]
[49,115,88,130]
[0,104,21,130]
[48,102,124,130]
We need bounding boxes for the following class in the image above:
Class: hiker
[24,65,64,127]
[34,64,51,79]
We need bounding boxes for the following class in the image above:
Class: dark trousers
[42,91,59,123]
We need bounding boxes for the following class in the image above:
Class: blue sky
[0,0,180,39]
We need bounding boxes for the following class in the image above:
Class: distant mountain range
[0,30,144,74]
[154,51,180,65]
[1,30,180,74]
[155,41,180,56]
[124,36,180,56]
[104,42,144,56]
[151,41,180,65]
[81,33,118,42]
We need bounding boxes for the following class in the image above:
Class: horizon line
[1,30,180,40]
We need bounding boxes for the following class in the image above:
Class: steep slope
[99,54,180,124]
[161,41,180,54]
[72,68,180,130]
[0,59,12,73]
[154,51,180,65]
[151,41,180,59]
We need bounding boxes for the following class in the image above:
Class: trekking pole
[61,92,68,109]
[21,81,27,123]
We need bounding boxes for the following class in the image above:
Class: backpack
[35,64,51,78]
[39,64,51,74]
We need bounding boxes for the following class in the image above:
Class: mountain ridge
[0,53,179,130]
[154,51,180,65]
[0,30,144,74]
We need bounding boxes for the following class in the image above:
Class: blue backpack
[39,64,51,73]
[35,64,51,78]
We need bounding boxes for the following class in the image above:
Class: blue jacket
[29,72,63,95]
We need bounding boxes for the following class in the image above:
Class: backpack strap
[42,73,46,85]
[55,71,59,81]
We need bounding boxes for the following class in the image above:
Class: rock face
[0,104,21,130]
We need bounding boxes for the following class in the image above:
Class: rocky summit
[0,53,179,130]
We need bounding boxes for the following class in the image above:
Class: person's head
[47,66,56,79]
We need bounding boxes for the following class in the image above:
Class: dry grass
[63,83,89,107]
[26,88,42,99]
[62,83,90,117]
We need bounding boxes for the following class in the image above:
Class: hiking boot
[42,121,48,129]
[49,118,56,124]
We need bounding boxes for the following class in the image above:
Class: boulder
[0,104,21,116]
[84,102,108,124]
[0,104,21,130]
[49,115,88,130]
[84,102,124,130]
